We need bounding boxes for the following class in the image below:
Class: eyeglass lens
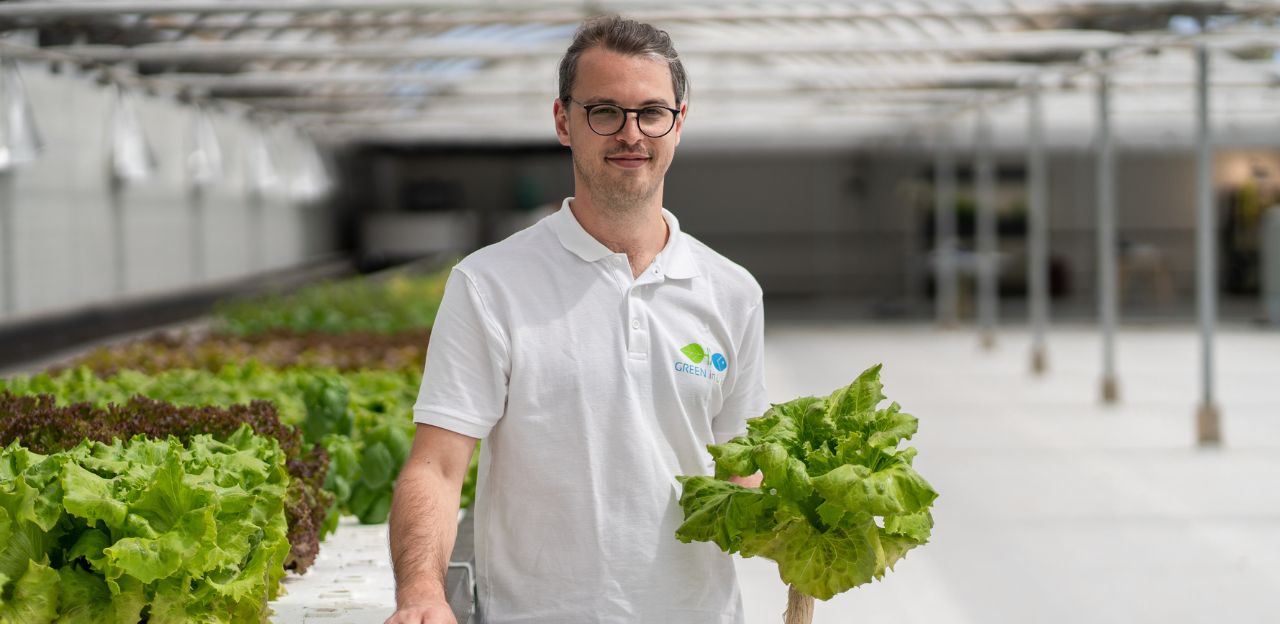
[587,105,675,138]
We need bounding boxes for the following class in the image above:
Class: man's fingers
[384,605,458,624]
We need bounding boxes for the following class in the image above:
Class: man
[386,16,766,624]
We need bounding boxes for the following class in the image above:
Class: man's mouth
[606,154,650,169]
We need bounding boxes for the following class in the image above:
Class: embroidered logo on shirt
[676,342,727,384]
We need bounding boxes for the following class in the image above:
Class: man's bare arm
[385,423,478,624]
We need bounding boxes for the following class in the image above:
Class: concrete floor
[273,321,1280,623]
[739,322,1280,624]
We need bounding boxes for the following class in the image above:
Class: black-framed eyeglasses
[569,99,680,138]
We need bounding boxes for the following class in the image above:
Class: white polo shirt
[413,197,767,624]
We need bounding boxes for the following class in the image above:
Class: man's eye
[591,108,621,119]
[641,108,667,119]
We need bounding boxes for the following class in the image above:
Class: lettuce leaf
[676,364,938,600]
[0,558,59,623]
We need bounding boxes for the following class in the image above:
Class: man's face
[554,47,686,210]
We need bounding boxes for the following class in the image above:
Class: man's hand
[384,599,457,624]
[728,471,763,489]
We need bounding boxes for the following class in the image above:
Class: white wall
[0,61,338,322]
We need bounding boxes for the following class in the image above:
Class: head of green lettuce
[675,364,938,601]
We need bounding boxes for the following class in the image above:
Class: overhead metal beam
[37,30,1138,63]
[295,105,918,123]
[274,102,936,123]
[162,62,1043,90]
[181,73,1280,99]
[298,114,901,143]
[1,0,1265,20]
[156,50,1268,84]
[31,30,1279,64]
[0,10,1046,33]
[303,120,901,143]
[909,27,1280,133]
[226,85,985,104]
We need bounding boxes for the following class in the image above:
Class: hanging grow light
[187,105,223,188]
[248,124,280,195]
[291,138,332,202]
[108,83,156,183]
[0,58,43,171]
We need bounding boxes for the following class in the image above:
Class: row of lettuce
[0,269,473,622]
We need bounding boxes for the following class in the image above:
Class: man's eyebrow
[582,97,674,107]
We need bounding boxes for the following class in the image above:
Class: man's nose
[615,111,645,143]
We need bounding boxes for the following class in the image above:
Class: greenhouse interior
[0,1,1278,623]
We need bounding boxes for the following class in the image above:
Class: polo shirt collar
[551,197,700,279]
[657,208,700,279]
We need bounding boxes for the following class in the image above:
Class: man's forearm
[388,464,462,607]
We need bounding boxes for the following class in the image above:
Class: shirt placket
[625,258,665,360]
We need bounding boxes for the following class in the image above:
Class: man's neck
[568,193,669,279]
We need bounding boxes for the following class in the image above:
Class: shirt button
[631,319,640,330]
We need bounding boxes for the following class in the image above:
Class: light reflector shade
[0,59,43,170]
[292,139,331,202]
[248,126,280,195]
[187,105,223,187]
[108,84,157,182]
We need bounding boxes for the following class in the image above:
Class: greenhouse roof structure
[0,0,1277,149]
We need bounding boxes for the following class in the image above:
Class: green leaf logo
[680,343,706,363]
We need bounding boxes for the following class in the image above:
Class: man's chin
[599,169,649,190]
[575,164,660,207]
[596,182,659,210]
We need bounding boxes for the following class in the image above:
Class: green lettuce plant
[0,426,290,623]
[0,390,329,574]
[212,272,448,336]
[0,364,422,525]
[675,364,937,623]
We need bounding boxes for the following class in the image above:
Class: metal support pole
[190,186,207,282]
[248,190,265,272]
[935,126,959,327]
[1194,44,1221,444]
[903,143,922,312]
[975,110,998,349]
[1027,82,1050,374]
[1095,53,1120,403]
[0,172,15,315]
[296,201,309,265]
[109,177,128,295]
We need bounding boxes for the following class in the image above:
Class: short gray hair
[557,15,689,106]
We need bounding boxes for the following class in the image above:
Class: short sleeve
[711,299,767,444]
[412,268,510,439]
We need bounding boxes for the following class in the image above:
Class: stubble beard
[572,148,665,220]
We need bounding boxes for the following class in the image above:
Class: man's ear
[554,98,571,147]
[673,101,688,147]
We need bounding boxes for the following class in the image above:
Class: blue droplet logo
[711,353,728,372]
